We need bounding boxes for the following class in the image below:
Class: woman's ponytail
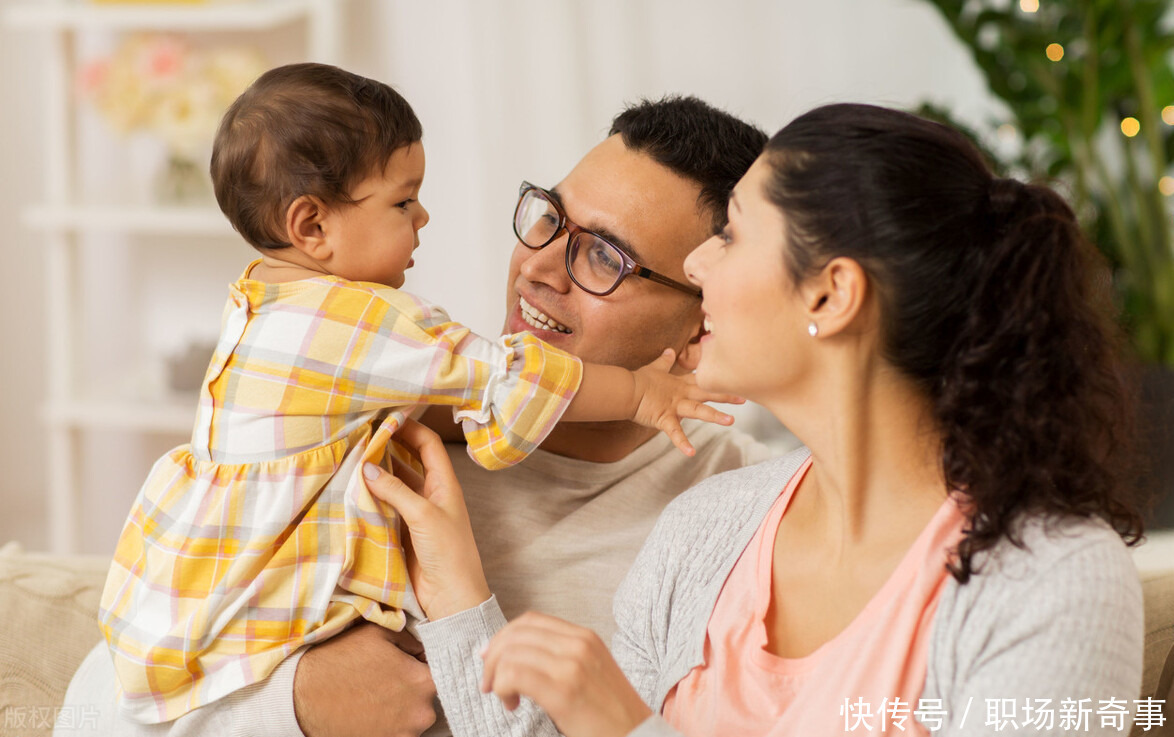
[936,180,1141,581]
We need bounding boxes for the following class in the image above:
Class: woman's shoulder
[927,514,1145,709]
[934,513,1143,639]
[653,447,809,527]
[638,447,811,562]
[963,514,1136,585]
[613,447,813,658]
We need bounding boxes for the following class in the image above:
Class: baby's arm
[564,348,742,456]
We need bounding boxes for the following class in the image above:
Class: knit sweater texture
[419,448,1145,737]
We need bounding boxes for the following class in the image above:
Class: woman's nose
[684,236,716,288]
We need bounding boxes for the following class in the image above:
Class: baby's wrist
[626,368,647,420]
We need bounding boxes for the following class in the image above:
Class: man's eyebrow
[549,185,645,263]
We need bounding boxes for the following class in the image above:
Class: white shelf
[3,0,320,31]
[45,398,195,434]
[25,204,236,235]
[9,0,339,553]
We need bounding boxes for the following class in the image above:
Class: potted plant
[915,0,1174,526]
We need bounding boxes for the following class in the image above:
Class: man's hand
[293,623,436,737]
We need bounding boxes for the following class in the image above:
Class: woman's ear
[285,195,332,261]
[801,257,868,337]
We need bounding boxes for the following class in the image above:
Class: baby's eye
[718,227,733,245]
[395,199,415,210]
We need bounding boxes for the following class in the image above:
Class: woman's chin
[694,365,731,396]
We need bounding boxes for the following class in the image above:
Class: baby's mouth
[519,296,571,334]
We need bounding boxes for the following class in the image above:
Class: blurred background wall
[0,0,1003,554]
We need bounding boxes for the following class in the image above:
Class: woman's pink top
[661,458,966,736]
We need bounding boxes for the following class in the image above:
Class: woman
[364,103,1146,736]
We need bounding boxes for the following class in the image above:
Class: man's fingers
[382,626,427,661]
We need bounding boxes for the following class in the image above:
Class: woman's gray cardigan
[417,449,1145,736]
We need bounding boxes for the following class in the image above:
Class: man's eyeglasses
[512,182,702,298]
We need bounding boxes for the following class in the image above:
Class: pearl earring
[807,322,819,337]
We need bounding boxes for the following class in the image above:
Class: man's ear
[801,256,868,337]
[285,195,332,261]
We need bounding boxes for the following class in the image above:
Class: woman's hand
[362,420,491,620]
[480,612,653,737]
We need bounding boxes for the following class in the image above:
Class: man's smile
[519,295,572,334]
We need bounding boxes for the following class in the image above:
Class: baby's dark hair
[763,103,1144,582]
[211,63,422,251]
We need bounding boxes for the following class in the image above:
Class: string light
[1163,106,1174,126]
[1045,43,1064,62]
[1161,177,1174,197]
[1020,0,1039,11]
[1120,117,1141,137]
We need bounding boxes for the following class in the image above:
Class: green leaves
[919,0,1174,364]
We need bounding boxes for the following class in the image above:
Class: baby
[98,63,734,723]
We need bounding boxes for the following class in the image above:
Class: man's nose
[518,235,573,292]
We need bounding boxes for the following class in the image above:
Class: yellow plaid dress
[98,262,582,723]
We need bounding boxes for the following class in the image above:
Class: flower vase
[156,152,211,205]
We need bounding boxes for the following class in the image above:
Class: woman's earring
[807,322,819,338]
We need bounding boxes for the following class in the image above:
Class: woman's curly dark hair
[762,103,1145,583]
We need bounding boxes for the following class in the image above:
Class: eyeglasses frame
[513,181,702,299]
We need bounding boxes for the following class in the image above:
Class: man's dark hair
[609,96,766,234]
[211,63,422,251]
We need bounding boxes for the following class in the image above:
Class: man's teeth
[520,297,571,334]
[703,316,713,333]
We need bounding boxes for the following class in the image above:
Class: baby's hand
[631,349,743,456]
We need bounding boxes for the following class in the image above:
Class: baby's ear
[285,195,331,259]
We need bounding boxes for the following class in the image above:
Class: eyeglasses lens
[515,187,626,296]
[514,190,560,247]
[567,235,624,295]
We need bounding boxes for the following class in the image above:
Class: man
[57,96,769,737]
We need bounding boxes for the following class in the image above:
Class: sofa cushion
[1135,568,1174,736]
[0,543,1170,734]
[0,542,108,735]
